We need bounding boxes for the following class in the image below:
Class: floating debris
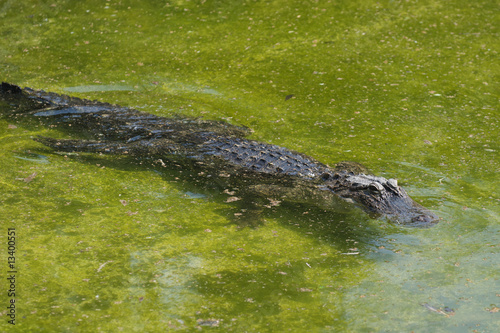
[486,306,499,313]
[183,191,206,199]
[197,319,220,327]
[16,172,38,183]
[97,261,113,272]
[421,303,455,317]
[14,152,50,164]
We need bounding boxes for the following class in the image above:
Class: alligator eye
[387,178,398,188]
[369,182,384,192]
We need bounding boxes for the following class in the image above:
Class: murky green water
[0,0,498,332]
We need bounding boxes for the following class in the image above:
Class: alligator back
[200,135,328,178]
[1,82,325,179]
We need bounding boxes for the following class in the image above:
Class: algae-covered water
[0,1,498,332]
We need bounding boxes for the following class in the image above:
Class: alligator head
[324,172,439,227]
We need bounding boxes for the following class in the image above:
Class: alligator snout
[408,210,439,227]
[383,202,439,227]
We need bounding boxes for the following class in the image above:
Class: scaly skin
[1,82,438,226]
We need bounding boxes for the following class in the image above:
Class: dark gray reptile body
[0,82,439,227]
[201,136,327,178]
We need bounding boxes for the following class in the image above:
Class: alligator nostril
[412,215,426,222]
[412,213,438,224]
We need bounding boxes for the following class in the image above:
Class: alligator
[0,82,439,227]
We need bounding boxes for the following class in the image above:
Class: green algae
[0,0,498,332]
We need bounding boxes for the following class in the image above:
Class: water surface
[0,1,498,332]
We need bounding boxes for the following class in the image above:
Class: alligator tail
[0,82,23,95]
[0,82,54,115]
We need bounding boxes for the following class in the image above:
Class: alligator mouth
[355,191,439,227]
[346,193,439,227]
[411,212,439,224]
[382,207,439,227]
